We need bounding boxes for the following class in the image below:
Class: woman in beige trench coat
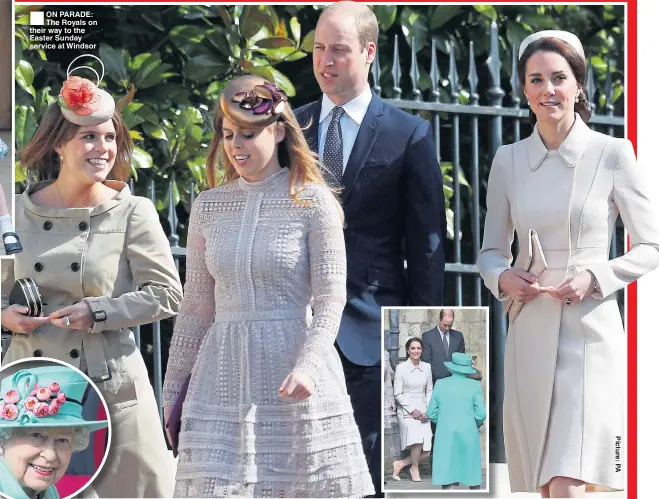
[478,31,659,497]
[0,68,183,497]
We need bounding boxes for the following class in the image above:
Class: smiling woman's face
[2,427,74,492]
[524,50,581,127]
[55,120,117,184]
[407,341,422,360]
[221,118,284,182]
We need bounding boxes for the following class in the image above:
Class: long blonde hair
[206,98,339,207]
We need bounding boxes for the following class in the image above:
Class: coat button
[69,349,80,359]
[33,349,43,357]
[34,262,44,272]
[78,221,89,231]
[43,221,53,230]
[70,262,80,272]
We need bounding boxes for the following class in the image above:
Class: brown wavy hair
[405,337,424,360]
[518,37,592,125]
[19,103,133,182]
[206,94,339,207]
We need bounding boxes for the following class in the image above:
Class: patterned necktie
[323,106,345,188]
[442,331,449,355]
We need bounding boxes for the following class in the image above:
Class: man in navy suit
[295,2,446,494]
[421,309,466,384]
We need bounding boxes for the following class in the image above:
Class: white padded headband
[519,30,585,61]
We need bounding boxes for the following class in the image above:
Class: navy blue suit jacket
[295,92,446,366]
[420,327,466,382]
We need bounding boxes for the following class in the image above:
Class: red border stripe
[626,1,637,498]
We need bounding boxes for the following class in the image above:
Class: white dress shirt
[318,88,372,173]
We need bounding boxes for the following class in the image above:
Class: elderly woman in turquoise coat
[0,364,108,499]
[427,352,486,489]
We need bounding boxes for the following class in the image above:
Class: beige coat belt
[82,333,111,382]
[517,246,610,270]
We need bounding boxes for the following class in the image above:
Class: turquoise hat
[0,366,108,431]
[444,352,477,375]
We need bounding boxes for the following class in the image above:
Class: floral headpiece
[231,82,288,117]
[220,75,289,129]
[0,367,108,431]
[0,381,68,423]
[58,54,116,126]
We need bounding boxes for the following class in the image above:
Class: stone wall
[384,307,488,379]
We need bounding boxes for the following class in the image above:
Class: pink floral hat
[58,54,115,126]
[0,366,107,431]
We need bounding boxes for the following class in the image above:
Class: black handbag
[8,278,43,317]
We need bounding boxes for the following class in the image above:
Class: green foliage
[12,3,625,371]
[14,4,314,210]
[442,162,471,241]
[372,4,624,109]
[14,4,624,219]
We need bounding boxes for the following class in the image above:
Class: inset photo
[383,307,489,493]
[0,358,110,499]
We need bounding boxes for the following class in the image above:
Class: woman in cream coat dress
[392,338,433,482]
[478,32,659,497]
[0,71,183,497]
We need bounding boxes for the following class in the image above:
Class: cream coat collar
[527,114,591,171]
[406,358,425,372]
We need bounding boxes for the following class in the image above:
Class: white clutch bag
[503,228,548,324]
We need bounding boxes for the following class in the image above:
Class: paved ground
[384,463,627,497]
[384,457,486,492]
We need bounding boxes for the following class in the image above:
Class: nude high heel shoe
[392,460,404,481]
